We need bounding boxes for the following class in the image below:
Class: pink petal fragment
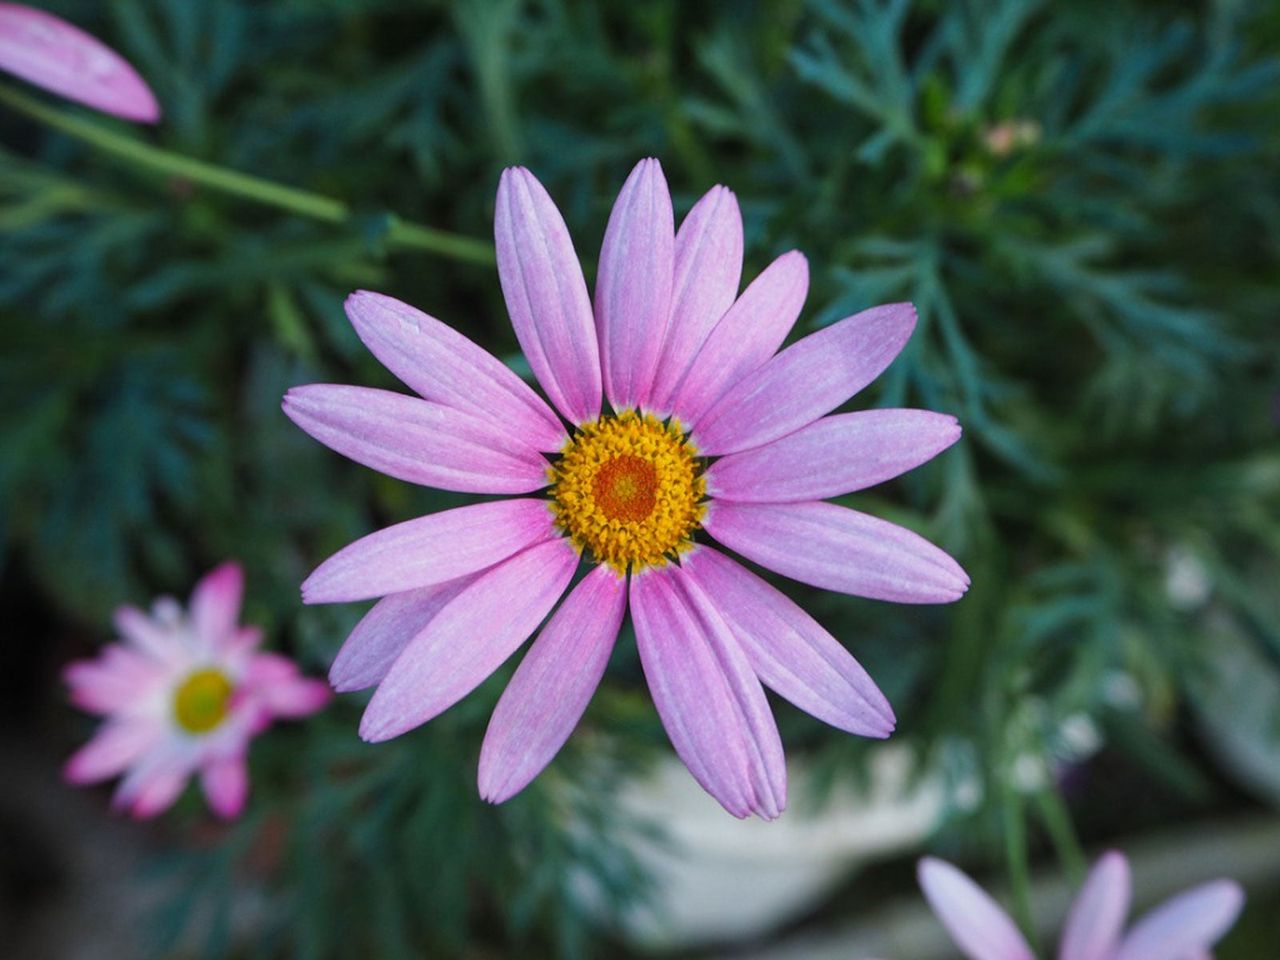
[918,858,1036,960]
[302,499,556,603]
[1059,851,1131,960]
[495,167,601,425]
[594,158,675,411]
[201,754,249,820]
[329,576,475,693]
[63,720,159,784]
[243,653,331,718]
[668,250,808,428]
[344,290,566,452]
[113,753,192,819]
[112,604,181,663]
[693,302,917,456]
[0,4,159,122]
[681,546,894,737]
[189,562,244,648]
[220,625,263,666]
[1114,880,1245,960]
[359,539,580,742]
[282,384,550,494]
[630,565,786,819]
[478,564,626,803]
[648,185,744,416]
[64,644,165,713]
[705,409,961,504]
[706,500,969,604]
[127,770,188,819]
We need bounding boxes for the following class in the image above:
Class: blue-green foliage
[2,0,1278,957]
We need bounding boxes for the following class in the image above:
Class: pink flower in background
[64,563,330,819]
[917,853,1244,960]
[0,3,159,122]
[285,158,967,818]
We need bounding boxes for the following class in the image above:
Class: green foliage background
[2,0,1278,957]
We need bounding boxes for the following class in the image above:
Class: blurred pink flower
[64,563,330,819]
[0,3,159,122]
[917,853,1244,960]
[286,158,968,818]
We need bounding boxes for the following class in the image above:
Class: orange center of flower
[551,412,705,572]
[592,455,657,522]
[173,668,233,734]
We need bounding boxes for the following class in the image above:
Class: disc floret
[551,411,705,572]
[173,667,234,734]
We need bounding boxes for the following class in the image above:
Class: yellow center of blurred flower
[173,668,234,734]
[551,412,705,572]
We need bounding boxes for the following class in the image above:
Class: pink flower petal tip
[0,4,160,122]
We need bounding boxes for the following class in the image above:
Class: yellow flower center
[173,668,234,734]
[551,412,705,572]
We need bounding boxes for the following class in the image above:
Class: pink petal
[221,625,263,664]
[917,858,1036,960]
[1059,851,1131,960]
[64,645,165,713]
[667,250,808,429]
[112,604,181,663]
[240,651,293,684]
[63,666,125,714]
[692,302,917,456]
[495,167,601,425]
[681,546,894,737]
[648,185,744,416]
[478,565,626,803]
[705,410,961,503]
[201,754,249,820]
[126,771,188,819]
[276,679,331,716]
[329,576,475,693]
[243,653,331,718]
[189,562,244,647]
[0,4,159,122]
[63,720,160,784]
[344,290,566,452]
[705,500,969,604]
[630,565,787,819]
[594,158,675,411]
[1114,880,1245,960]
[302,499,556,603]
[282,385,550,494]
[359,539,579,742]
[113,754,191,819]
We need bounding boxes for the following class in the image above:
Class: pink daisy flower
[917,853,1244,960]
[0,3,159,122]
[63,563,331,819]
[285,158,968,818]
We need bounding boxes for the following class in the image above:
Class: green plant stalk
[1001,783,1037,945]
[0,82,494,265]
[1035,786,1087,885]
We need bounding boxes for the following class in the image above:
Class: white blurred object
[613,745,944,949]
[1164,545,1213,610]
[1057,713,1102,760]
[1192,612,1280,806]
[1010,753,1049,793]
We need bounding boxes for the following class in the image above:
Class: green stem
[1001,782,1037,945]
[1035,786,1087,885]
[0,82,494,265]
